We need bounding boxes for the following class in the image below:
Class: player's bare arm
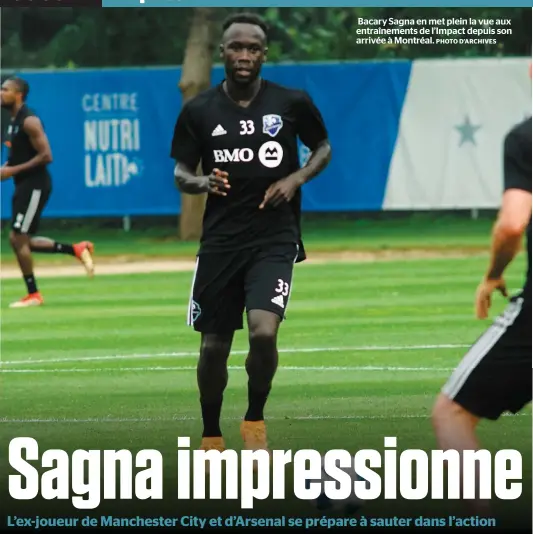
[475,187,532,319]
[475,121,532,320]
[174,162,230,196]
[293,138,332,186]
[0,116,52,180]
[0,162,11,181]
[487,188,532,279]
[259,139,331,209]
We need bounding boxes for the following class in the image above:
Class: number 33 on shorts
[275,279,289,297]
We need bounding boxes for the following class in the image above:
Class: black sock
[244,332,278,422]
[32,242,75,255]
[54,243,75,255]
[201,400,223,437]
[23,274,38,294]
[245,387,270,421]
[197,334,233,438]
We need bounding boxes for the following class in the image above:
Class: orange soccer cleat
[198,437,226,474]
[240,420,271,471]
[73,241,95,277]
[9,292,44,308]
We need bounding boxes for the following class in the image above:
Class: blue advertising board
[1,61,412,219]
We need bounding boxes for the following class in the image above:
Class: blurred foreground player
[171,13,331,456]
[1,77,94,308]
[432,108,532,513]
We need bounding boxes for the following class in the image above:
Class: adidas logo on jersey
[212,124,227,137]
[271,295,285,309]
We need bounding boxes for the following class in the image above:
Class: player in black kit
[1,77,95,308]
[432,109,532,514]
[170,13,331,456]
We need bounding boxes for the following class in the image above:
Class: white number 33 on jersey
[275,279,289,297]
[240,120,255,135]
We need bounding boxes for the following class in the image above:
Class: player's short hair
[222,12,269,41]
[7,77,30,101]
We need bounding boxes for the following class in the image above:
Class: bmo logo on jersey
[213,148,254,163]
[213,141,284,168]
[258,141,283,168]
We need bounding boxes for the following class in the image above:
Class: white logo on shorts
[191,300,201,323]
[13,213,24,229]
[258,141,283,168]
[271,295,285,309]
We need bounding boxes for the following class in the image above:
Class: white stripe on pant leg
[442,298,524,399]
[20,190,42,234]
[284,244,300,315]
[442,326,504,398]
[186,257,199,326]
[443,298,524,398]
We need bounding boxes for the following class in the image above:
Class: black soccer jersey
[5,104,50,187]
[170,79,328,261]
[503,116,532,301]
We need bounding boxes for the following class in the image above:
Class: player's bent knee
[200,333,233,362]
[432,393,476,428]
[432,394,452,427]
[9,230,19,246]
[432,393,457,417]
[9,230,27,250]
[248,327,278,349]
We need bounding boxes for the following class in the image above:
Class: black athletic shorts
[442,294,532,420]
[11,181,51,235]
[186,242,300,333]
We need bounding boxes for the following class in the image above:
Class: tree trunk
[177,7,216,241]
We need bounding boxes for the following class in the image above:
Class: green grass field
[0,217,531,528]
[1,214,495,264]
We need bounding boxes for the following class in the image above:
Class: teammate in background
[1,77,95,308]
[170,13,331,456]
[432,103,532,513]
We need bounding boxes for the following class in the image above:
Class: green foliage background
[1,7,530,70]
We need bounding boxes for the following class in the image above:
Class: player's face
[0,81,19,109]
[221,24,266,85]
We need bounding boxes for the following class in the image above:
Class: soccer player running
[432,105,532,514]
[1,77,95,308]
[170,13,331,456]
